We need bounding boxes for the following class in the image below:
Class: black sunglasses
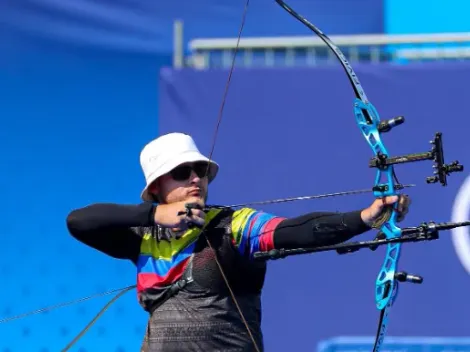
[169,162,209,181]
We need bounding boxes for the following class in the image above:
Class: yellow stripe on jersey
[140,208,223,261]
[231,208,257,247]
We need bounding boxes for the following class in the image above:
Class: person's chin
[186,193,203,201]
[189,193,208,204]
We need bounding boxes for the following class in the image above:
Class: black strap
[148,256,194,314]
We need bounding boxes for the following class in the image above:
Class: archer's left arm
[231,208,371,257]
[273,210,370,250]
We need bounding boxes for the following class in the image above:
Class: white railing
[190,32,470,50]
[170,25,470,69]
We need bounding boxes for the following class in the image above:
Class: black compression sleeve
[273,210,371,249]
[66,202,156,262]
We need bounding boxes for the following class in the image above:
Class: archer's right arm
[66,203,157,263]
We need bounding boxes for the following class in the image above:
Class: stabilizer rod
[252,221,470,261]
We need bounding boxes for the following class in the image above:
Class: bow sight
[368,116,464,187]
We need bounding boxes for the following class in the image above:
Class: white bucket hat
[139,132,219,202]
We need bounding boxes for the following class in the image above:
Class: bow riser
[354,99,403,310]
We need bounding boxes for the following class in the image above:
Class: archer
[66,132,411,352]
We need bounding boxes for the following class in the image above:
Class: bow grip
[370,205,395,229]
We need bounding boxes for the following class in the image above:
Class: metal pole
[173,20,184,68]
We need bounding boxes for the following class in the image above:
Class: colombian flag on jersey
[136,208,285,292]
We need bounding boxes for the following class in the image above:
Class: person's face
[149,161,209,204]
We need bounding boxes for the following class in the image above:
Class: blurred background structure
[1,0,470,351]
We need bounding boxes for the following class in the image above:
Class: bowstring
[200,0,262,351]
[204,0,251,170]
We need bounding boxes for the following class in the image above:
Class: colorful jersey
[136,207,285,293]
[134,207,286,352]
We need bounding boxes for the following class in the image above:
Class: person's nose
[189,170,201,184]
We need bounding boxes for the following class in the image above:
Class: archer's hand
[154,198,206,230]
[360,195,411,228]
